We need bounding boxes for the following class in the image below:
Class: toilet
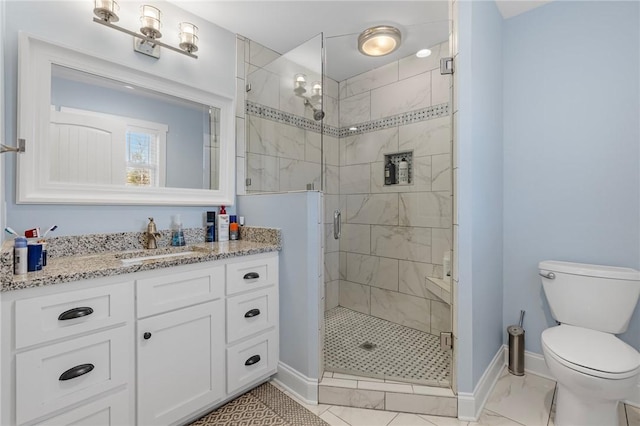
[539,260,640,426]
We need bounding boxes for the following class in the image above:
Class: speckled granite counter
[0,226,281,292]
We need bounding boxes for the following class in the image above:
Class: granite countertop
[1,226,281,292]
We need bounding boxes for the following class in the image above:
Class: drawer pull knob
[58,307,94,321]
[143,332,152,340]
[243,272,260,280]
[244,308,261,318]
[59,363,94,381]
[245,355,261,366]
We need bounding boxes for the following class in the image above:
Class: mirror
[17,34,235,205]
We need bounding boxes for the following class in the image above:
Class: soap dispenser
[171,214,185,246]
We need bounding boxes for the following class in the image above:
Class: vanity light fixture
[310,81,322,99]
[92,0,199,59]
[293,73,307,95]
[358,25,401,57]
[292,74,324,121]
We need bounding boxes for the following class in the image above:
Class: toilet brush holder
[507,310,525,376]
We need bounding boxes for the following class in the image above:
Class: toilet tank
[539,260,640,334]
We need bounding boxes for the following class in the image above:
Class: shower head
[304,98,325,121]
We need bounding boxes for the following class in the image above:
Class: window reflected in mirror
[50,64,220,190]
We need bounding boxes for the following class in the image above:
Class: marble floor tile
[471,410,526,426]
[321,410,352,426]
[389,412,437,425]
[328,405,399,426]
[627,404,640,426]
[484,368,555,426]
[418,414,472,425]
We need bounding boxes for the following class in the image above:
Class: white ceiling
[170,1,552,81]
[170,1,450,82]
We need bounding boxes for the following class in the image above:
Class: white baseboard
[458,345,504,421]
[501,345,553,381]
[458,346,557,421]
[273,361,318,404]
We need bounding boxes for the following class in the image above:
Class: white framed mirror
[17,33,236,205]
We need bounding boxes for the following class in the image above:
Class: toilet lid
[542,325,640,375]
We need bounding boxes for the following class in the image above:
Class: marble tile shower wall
[326,41,453,336]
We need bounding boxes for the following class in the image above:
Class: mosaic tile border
[340,103,450,137]
[246,101,339,137]
[246,101,450,138]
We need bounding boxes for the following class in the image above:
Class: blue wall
[456,0,504,393]
[3,1,236,236]
[52,76,209,190]
[503,1,640,354]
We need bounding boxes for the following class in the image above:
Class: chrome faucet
[146,217,161,249]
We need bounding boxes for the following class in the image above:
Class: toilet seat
[542,325,640,380]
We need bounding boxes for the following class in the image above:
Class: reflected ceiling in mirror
[50,65,220,190]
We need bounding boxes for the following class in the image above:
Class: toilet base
[555,384,620,426]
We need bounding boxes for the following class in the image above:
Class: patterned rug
[190,382,329,426]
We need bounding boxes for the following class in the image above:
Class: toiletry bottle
[171,214,185,246]
[206,211,216,242]
[14,237,28,275]
[229,222,239,241]
[384,158,396,185]
[443,251,451,283]
[239,216,245,226]
[398,157,409,184]
[217,207,230,242]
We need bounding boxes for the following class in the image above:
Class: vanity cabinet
[136,264,226,426]
[1,251,279,426]
[1,280,135,426]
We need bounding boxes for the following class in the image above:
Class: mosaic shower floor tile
[324,307,451,386]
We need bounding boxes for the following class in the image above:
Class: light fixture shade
[94,0,119,23]
[358,26,401,57]
[179,22,199,53]
[140,5,162,39]
[293,73,307,95]
[311,81,322,98]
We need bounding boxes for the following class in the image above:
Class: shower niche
[384,151,413,186]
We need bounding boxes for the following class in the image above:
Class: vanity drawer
[16,326,129,425]
[226,330,278,395]
[15,282,133,350]
[227,286,278,344]
[136,265,224,318]
[32,388,130,426]
[226,255,278,296]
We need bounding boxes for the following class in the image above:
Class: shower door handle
[333,210,341,240]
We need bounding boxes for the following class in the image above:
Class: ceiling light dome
[358,26,401,57]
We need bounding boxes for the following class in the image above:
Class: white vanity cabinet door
[226,286,278,344]
[15,326,129,425]
[32,389,130,426]
[137,300,225,426]
[14,281,132,349]
[226,255,278,296]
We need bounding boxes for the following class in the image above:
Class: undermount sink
[119,250,196,264]
[116,247,196,264]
